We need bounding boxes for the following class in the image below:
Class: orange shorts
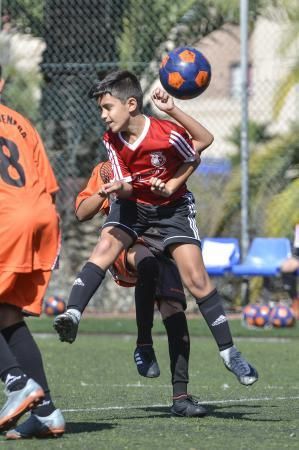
[0,270,52,316]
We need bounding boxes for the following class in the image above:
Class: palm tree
[268,0,299,117]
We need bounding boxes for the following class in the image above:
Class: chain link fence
[0,0,298,310]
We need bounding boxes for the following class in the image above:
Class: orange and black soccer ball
[44,296,66,317]
[159,46,211,99]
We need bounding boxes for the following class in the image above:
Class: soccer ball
[44,296,66,317]
[253,305,272,328]
[269,304,295,328]
[159,46,211,99]
[242,304,260,327]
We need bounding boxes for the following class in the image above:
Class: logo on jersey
[150,152,166,168]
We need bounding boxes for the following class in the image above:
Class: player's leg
[158,299,206,417]
[127,244,160,378]
[2,319,65,439]
[0,272,65,439]
[0,304,45,432]
[170,243,258,386]
[153,254,206,417]
[54,226,133,343]
[281,257,299,319]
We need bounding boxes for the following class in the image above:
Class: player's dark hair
[0,65,2,78]
[89,70,143,112]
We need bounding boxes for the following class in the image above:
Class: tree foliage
[117,0,269,74]
[1,0,43,36]
[267,0,299,117]
[208,128,299,238]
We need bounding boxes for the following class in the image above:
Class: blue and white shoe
[0,379,44,431]
[6,408,65,439]
[134,346,160,378]
[220,346,258,386]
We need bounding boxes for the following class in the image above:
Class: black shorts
[155,253,186,309]
[103,192,201,250]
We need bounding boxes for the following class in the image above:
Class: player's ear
[127,97,138,113]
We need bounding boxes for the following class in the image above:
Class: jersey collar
[118,115,150,150]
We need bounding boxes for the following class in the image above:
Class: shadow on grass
[141,404,283,422]
[66,422,117,434]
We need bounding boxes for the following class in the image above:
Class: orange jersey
[75,162,110,215]
[0,104,60,272]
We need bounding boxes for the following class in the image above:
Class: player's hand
[150,177,172,197]
[151,87,175,112]
[98,180,124,196]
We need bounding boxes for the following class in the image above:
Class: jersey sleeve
[168,122,196,162]
[103,132,132,182]
[75,163,109,213]
[32,128,59,194]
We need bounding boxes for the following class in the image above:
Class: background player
[0,65,65,439]
[56,70,258,387]
[281,223,299,318]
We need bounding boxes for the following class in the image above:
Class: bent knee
[158,299,184,320]
[183,271,214,297]
[94,235,121,255]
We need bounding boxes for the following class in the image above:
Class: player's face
[98,94,131,133]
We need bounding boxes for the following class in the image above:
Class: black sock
[135,257,159,346]
[2,321,55,416]
[197,289,233,351]
[163,312,189,398]
[67,262,106,313]
[32,394,55,417]
[0,331,26,390]
[1,367,28,392]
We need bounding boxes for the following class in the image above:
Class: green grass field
[1,318,299,449]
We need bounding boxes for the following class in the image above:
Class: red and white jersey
[103,116,196,205]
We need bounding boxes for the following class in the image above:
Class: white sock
[67,308,81,322]
[219,345,236,363]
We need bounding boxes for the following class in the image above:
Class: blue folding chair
[232,237,292,277]
[202,237,240,276]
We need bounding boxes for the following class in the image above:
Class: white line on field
[76,383,299,389]
[62,395,299,413]
[34,334,293,343]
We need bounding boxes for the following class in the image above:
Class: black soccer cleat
[171,395,207,418]
[53,310,79,343]
[133,346,160,378]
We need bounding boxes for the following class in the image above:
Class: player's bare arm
[76,192,107,222]
[151,87,214,152]
[150,158,201,198]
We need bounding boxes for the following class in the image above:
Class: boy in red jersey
[66,161,206,417]
[0,66,65,439]
[56,70,258,390]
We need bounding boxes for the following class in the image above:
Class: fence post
[240,0,250,305]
